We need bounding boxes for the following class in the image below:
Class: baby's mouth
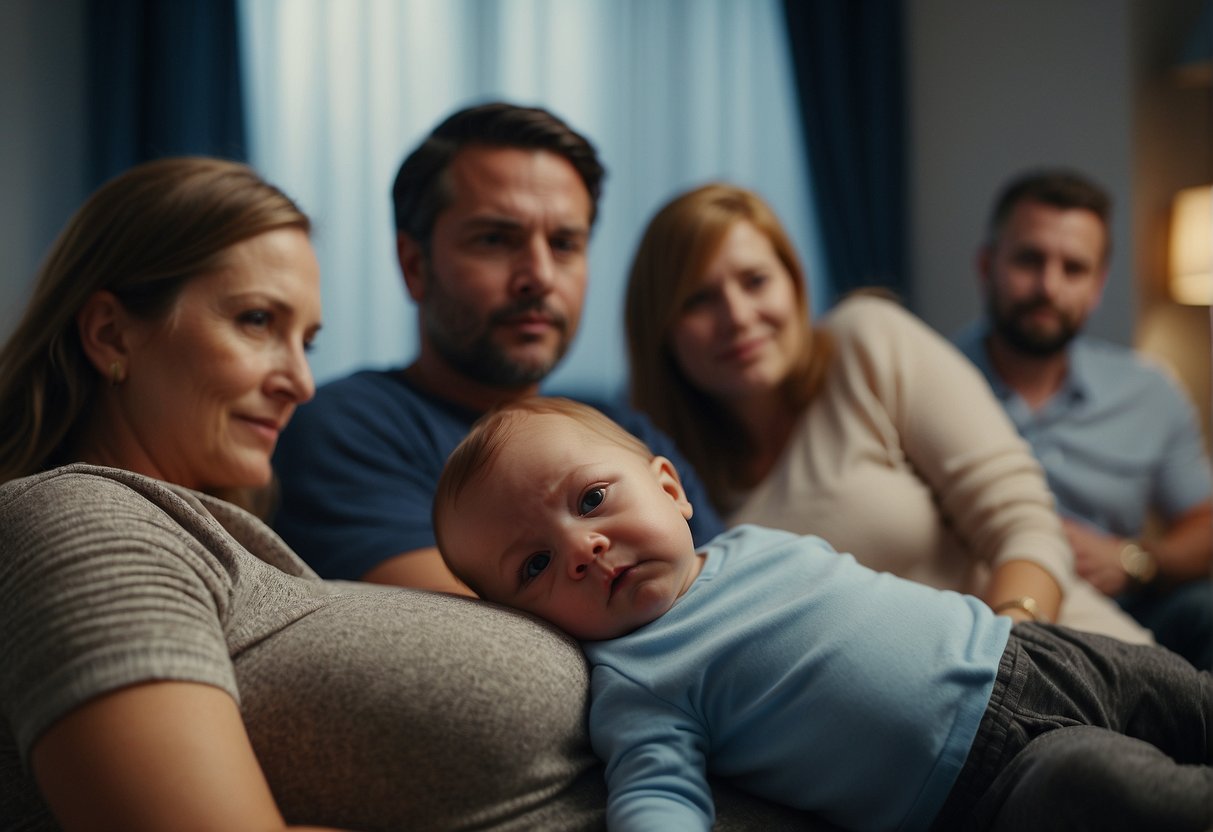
[607,565,631,600]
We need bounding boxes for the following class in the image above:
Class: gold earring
[109,361,125,386]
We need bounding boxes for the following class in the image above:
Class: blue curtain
[782,0,907,301]
[87,0,246,188]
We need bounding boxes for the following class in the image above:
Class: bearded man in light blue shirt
[953,169,1213,670]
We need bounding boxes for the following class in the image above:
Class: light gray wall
[0,0,87,338]
[907,0,1137,343]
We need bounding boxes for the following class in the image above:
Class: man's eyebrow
[459,215,523,233]
[460,215,589,236]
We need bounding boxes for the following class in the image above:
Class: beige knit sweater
[726,296,1150,644]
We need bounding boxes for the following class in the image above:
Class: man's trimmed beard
[421,268,571,388]
[988,293,1082,358]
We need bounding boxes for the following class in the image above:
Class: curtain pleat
[87,0,246,188]
[782,0,908,301]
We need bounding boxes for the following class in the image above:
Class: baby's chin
[629,580,682,622]
[576,625,639,643]
[559,611,644,643]
[574,601,677,642]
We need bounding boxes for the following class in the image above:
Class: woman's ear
[75,290,134,380]
[650,455,694,520]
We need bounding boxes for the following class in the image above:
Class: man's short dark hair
[986,169,1112,257]
[391,102,607,249]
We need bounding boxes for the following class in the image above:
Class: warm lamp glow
[1169,185,1213,305]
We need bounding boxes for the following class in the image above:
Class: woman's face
[114,227,322,491]
[669,220,803,406]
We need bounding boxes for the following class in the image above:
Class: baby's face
[440,414,703,640]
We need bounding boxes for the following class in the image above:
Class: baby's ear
[650,456,694,520]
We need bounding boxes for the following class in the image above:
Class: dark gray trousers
[930,622,1212,831]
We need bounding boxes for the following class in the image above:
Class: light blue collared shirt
[952,322,1212,537]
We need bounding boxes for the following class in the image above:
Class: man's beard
[988,294,1082,358]
[422,275,571,388]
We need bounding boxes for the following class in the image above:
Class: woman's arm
[837,297,1074,615]
[32,681,346,832]
[984,559,1063,623]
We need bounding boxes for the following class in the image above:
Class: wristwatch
[1119,540,1158,585]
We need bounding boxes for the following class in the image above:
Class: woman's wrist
[992,595,1046,623]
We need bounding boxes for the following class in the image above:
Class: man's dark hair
[986,169,1112,256]
[391,102,606,249]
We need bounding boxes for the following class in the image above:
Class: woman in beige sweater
[625,183,1148,643]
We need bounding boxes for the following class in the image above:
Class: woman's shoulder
[0,464,279,576]
[1,463,170,516]
[821,290,939,357]
[823,290,918,332]
[0,466,242,581]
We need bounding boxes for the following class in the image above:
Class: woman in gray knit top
[0,158,599,832]
[0,159,818,832]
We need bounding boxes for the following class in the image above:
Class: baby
[433,397,1212,832]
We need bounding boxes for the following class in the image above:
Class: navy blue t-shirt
[272,370,723,580]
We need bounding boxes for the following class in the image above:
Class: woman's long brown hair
[625,183,832,511]
[0,157,310,493]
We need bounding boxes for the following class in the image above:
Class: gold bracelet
[1119,540,1157,585]
[992,596,1043,622]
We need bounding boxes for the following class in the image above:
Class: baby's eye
[579,487,605,515]
[521,552,551,584]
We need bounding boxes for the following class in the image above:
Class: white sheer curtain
[239,0,828,398]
